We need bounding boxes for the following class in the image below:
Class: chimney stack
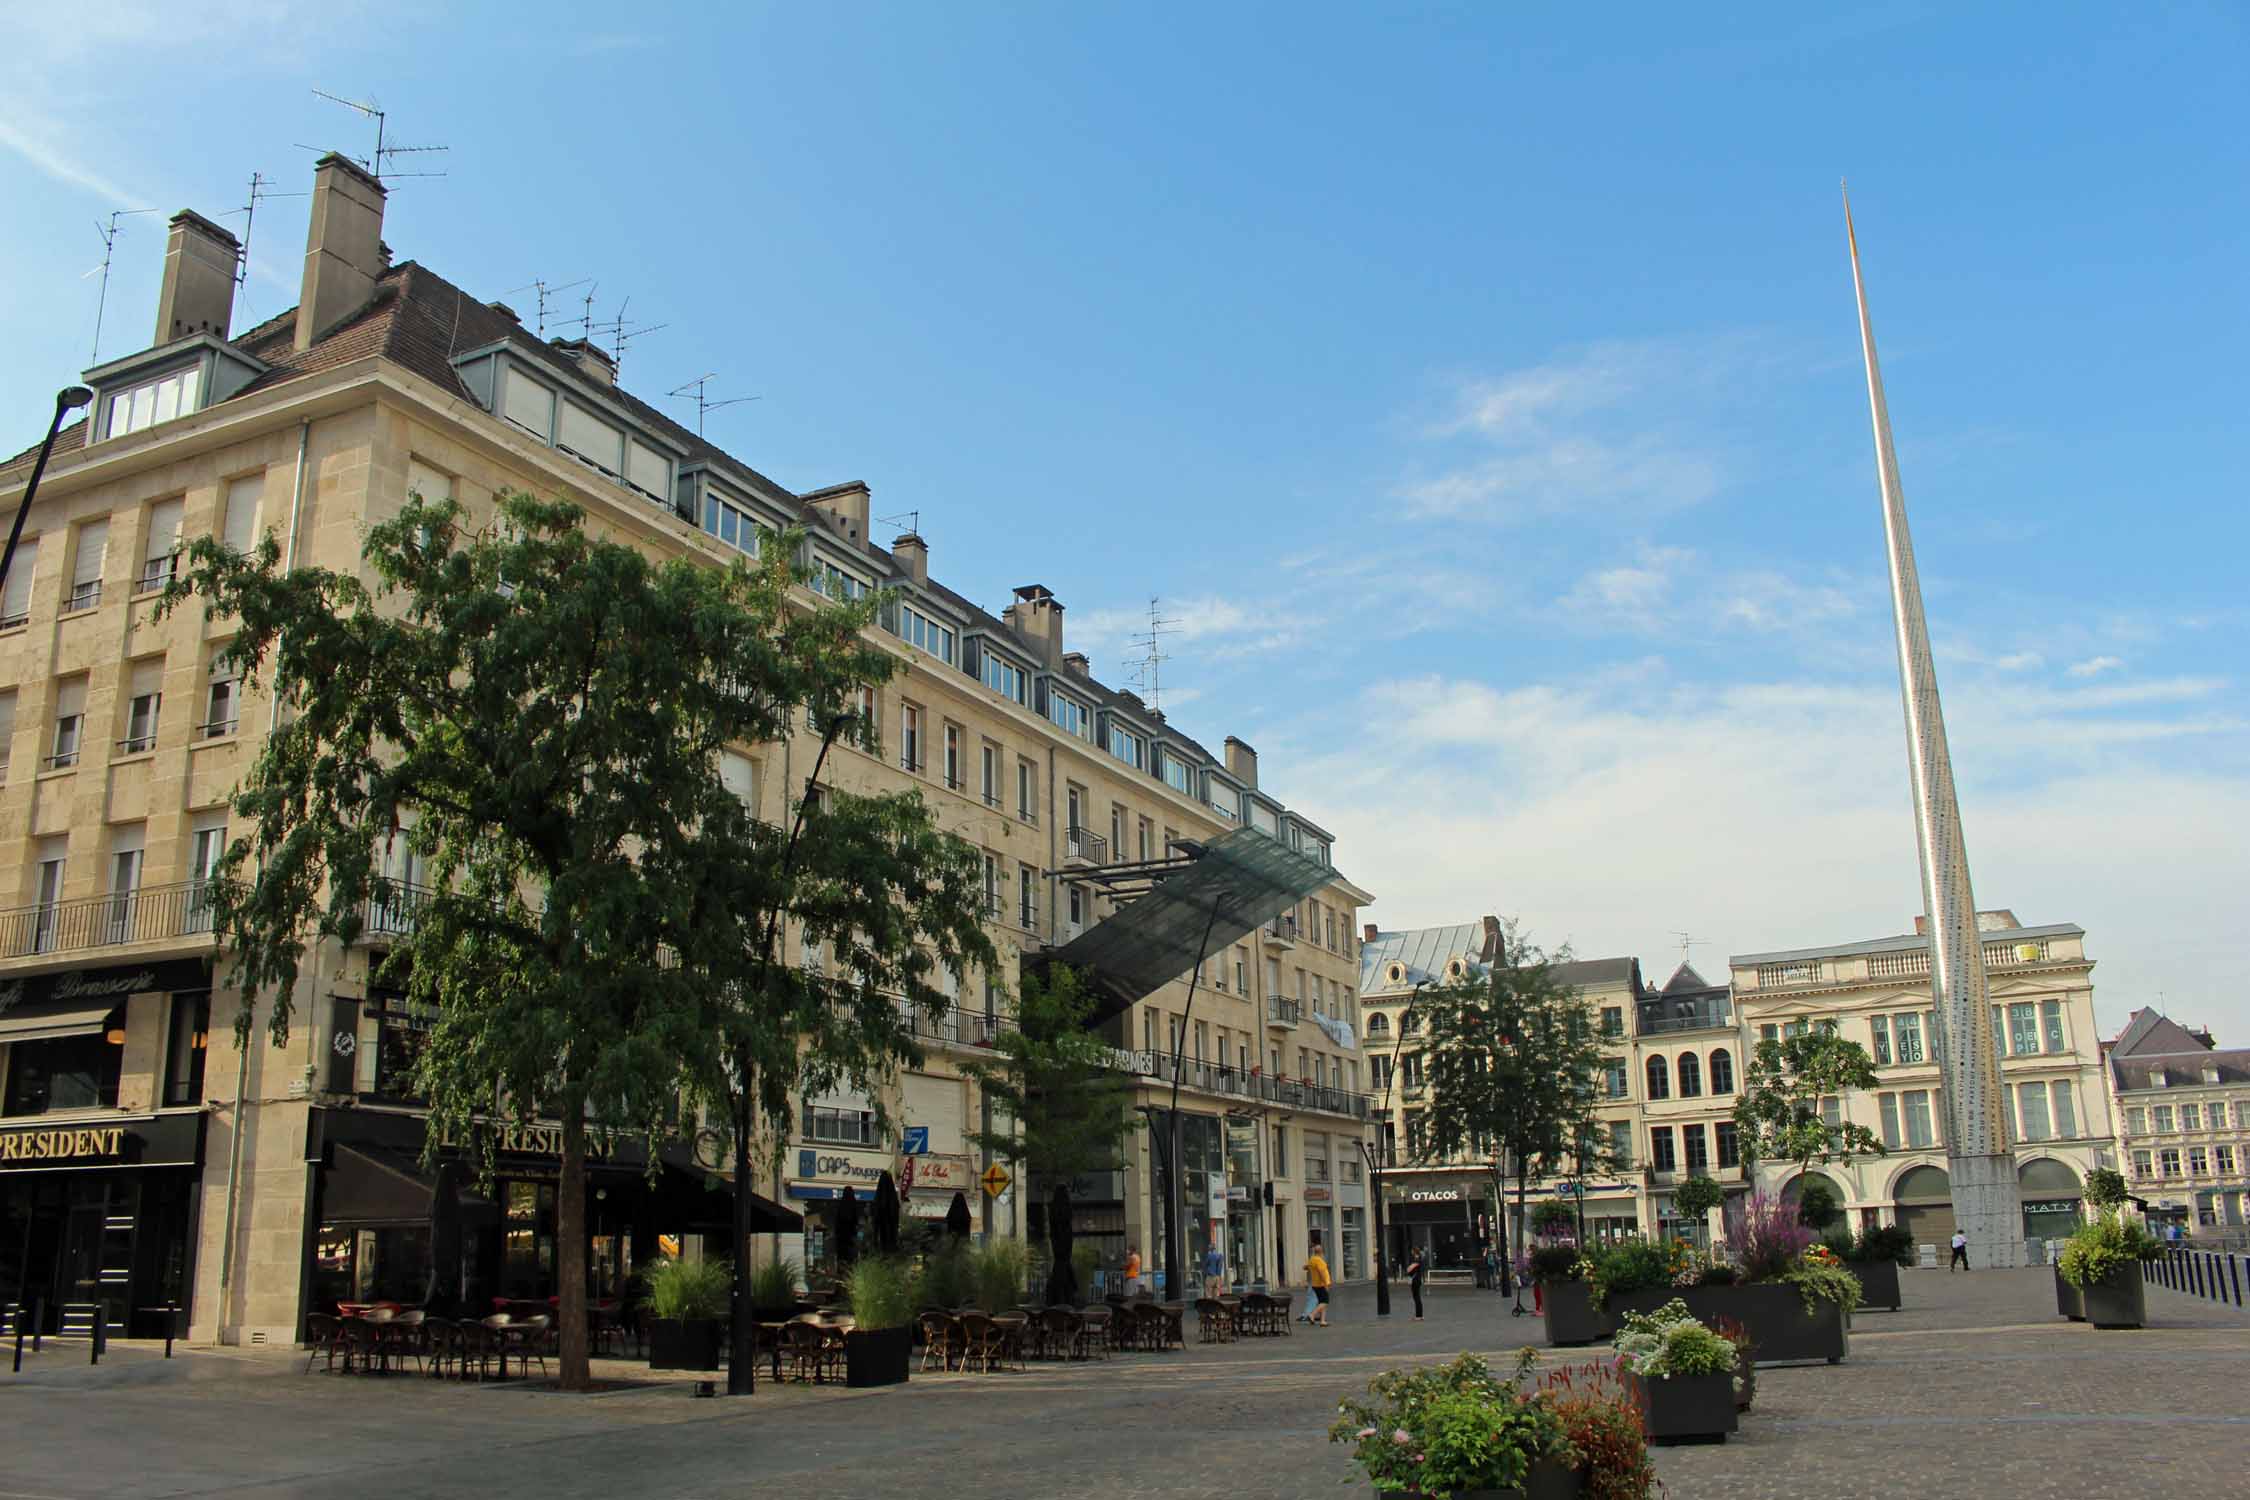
[295,153,388,353]
[804,482,871,548]
[1363,922,1379,944]
[1224,736,1259,789]
[1063,651,1090,678]
[1004,584,1064,668]
[154,211,240,345]
[891,532,928,584]
[550,336,616,387]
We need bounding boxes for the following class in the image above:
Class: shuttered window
[502,370,556,439]
[0,537,36,625]
[558,401,624,474]
[222,475,263,553]
[139,499,183,590]
[69,520,108,610]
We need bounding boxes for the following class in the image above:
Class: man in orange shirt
[1304,1239,1332,1326]
[1123,1245,1143,1296]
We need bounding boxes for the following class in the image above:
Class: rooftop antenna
[667,373,762,436]
[1670,932,1701,969]
[86,207,159,362]
[499,276,592,336]
[225,172,308,328]
[875,508,922,537]
[1126,596,1176,712]
[308,89,451,181]
[589,296,668,374]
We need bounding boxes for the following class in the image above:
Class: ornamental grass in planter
[842,1256,915,1387]
[1823,1224,1910,1311]
[644,1255,730,1371]
[1330,1350,1583,1498]
[1539,1362,1658,1500]
[1612,1300,1739,1445]
[2058,1212,2163,1330]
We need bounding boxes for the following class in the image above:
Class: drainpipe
[216,419,311,1332]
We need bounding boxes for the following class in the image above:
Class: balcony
[1065,825,1108,865]
[1127,1047,1375,1120]
[1261,914,1298,949]
[895,997,1017,1051]
[0,879,230,959]
[362,883,437,942]
[1638,997,1734,1035]
[1266,996,1301,1030]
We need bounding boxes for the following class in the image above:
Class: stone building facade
[2102,1008,2250,1235]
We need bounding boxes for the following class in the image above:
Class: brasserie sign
[0,958,212,1017]
[0,1126,127,1164]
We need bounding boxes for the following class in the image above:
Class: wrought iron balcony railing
[0,878,231,959]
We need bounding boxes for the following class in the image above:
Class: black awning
[653,1144,802,1234]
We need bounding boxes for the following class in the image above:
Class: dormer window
[702,491,768,559]
[496,362,674,507]
[501,368,556,440]
[895,603,957,666]
[1206,778,1241,821]
[1159,749,1193,794]
[102,366,202,440]
[812,561,868,602]
[981,649,1027,705]
[1046,688,1089,739]
[1106,721,1145,771]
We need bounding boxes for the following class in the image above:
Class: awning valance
[0,998,118,1045]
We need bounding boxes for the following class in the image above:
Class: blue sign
[798,1149,817,1177]
[901,1126,930,1156]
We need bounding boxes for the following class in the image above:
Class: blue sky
[4,3,2245,1036]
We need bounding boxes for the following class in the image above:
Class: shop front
[1337,1180,1367,1281]
[305,1107,795,1325]
[788,1143,898,1265]
[1383,1174,1497,1271]
[2018,1158,2084,1248]
[1304,1185,1335,1276]
[0,1112,206,1336]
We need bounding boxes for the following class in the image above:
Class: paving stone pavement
[4,1268,2244,1499]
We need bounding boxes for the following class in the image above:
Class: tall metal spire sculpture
[1845,186,2021,1268]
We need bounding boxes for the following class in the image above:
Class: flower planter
[2078,1263,2146,1330]
[1397,1460,1584,1500]
[1624,1369,1737,1445]
[2054,1266,2084,1322]
[1539,1279,1614,1347]
[1845,1258,1901,1312]
[1615,1282,1849,1365]
[844,1324,912,1387]
[1733,1344,1756,1413]
[646,1317,722,1371]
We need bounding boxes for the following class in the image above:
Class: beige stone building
[0,155,1375,1343]
[2101,1009,2250,1236]
[1729,910,2115,1257]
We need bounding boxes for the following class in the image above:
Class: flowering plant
[1613,1298,1741,1382]
[1725,1191,1814,1282]
[1542,1361,1658,1500]
[1330,1349,1573,1494]
[1801,1242,1841,1269]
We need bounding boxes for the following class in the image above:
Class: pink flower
[1356,1428,1376,1440]
[1392,1429,1412,1445]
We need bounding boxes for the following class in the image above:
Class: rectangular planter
[1398,1460,1584,1499]
[844,1324,912,1387]
[2079,1263,2147,1330]
[1845,1258,1901,1312]
[1539,1279,1615,1347]
[1615,1282,1849,1366]
[1624,1369,1736,1445]
[2054,1265,2084,1321]
[646,1317,722,1371]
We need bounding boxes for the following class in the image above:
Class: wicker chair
[956,1311,1000,1373]
[917,1311,957,1372]
[786,1321,839,1383]
[1194,1297,1233,1344]
[302,1313,344,1373]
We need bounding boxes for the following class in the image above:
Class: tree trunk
[727,1072,756,1395]
[557,1111,591,1390]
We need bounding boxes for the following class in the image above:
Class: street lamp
[1357,979,1427,1317]
[0,387,96,604]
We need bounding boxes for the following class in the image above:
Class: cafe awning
[0,998,118,1044]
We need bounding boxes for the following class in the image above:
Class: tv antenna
[1126,596,1176,712]
[667,373,761,436]
[86,207,159,362]
[589,296,667,373]
[307,89,451,181]
[500,276,592,336]
[875,508,922,538]
[224,172,309,325]
[1670,932,1701,968]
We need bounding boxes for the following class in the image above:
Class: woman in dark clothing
[1405,1247,1427,1320]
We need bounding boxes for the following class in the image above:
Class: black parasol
[1043,1183,1077,1307]
[945,1190,973,1241]
[834,1187,862,1268]
[424,1159,463,1315]
[873,1171,902,1256]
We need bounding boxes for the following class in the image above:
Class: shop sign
[439,1122,619,1159]
[0,1125,126,1164]
[1207,1185,1228,1220]
[1408,1187,1463,1202]
[909,1154,972,1194]
[1304,1186,1332,1203]
[0,1113,204,1172]
[794,1147,889,1187]
[2022,1198,2081,1215]
[1226,1184,1251,1203]
[0,957,210,1016]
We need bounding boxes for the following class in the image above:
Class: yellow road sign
[980,1163,1012,1199]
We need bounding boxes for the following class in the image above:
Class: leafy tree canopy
[959,964,1137,1184]
[1732,1021,1885,1183]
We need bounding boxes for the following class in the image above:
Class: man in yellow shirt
[1304,1240,1332,1326]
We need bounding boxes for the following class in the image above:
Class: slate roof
[1732,921,2082,968]
[2106,1008,2245,1091]
[1548,957,1643,991]
[1359,922,1496,995]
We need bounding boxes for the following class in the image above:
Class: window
[1677,1052,1702,1097]
[1138,818,1154,861]
[981,744,1000,806]
[1878,1093,1900,1149]
[32,838,66,952]
[0,690,13,775]
[1234,951,1246,993]
[1160,751,1193,794]
[2040,999,2065,1054]
[1107,723,1146,771]
[1709,1048,1734,1094]
[0,535,35,627]
[803,1095,877,1146]
[2131,1148,2152,1179]
[851,685,879,753]
[557,399,625,475]
[203,661,239,738]
[1016,760,1037,824]
[1018,865,1038,930]
[2051,1082,2077,1139]
[2,1016,124,1115]
[2218,1144,2238,1175]
[2125,1106,2146,1135]
[48,676,87,769]
[1892,1011,1924,1064]
[120,658,163,753]
[102,364,202,440]
[1903,1091,1935,1149]
[222,474,264,553]
[1648,1126,1677,1173]
[1609,1119,1633,1167]
[1759,1024,1778,1044]
[1605,1060,1628,1098]
[814,561,867,602]
[1644,1055,1669,1100]
[1820,1094,1842,1127]
[1600,1006,1622,1038]
[943,724,961,790]
[502,369,556,439]
[138,498,183,591]
[896,603,958,665]
[1272,1124,1288,1177]
[1683,1123,1709,1171]
[68,519,108,611]
[1870,1015,1892,1066]
[2154,1106,2174,1133]
[1207,778,1240,821]
[2237,1101,2250,1129]
[1715,1120,1740,1170]
[2180,1103,2201,1130]
[2018,1082,2051,1141]
[2159,1147,2181,1178]
[702,491,767,559]
[900,704,922,772]
[2008,1002,2039,1057]
[1369,1054,1392,1091]
[162,993,210,1107]
[106,827,144,941]
[982,854,1001,916]
[982,651,1028,705]
[719,750,756,808]
[187,816,227,932]
[1047,690,1088,739]
[626,440,672,505]
[2189,1146,2208,1176]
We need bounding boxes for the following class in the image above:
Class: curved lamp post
[1356,979,1427,1316]
[0,387,96,603]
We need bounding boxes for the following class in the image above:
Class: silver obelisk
[1846,187,2021,1269]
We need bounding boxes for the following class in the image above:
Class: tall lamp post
[1,387,95,603]
[1356,980,1426,1317]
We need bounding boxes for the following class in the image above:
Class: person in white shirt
[1949,1229,1970,1271]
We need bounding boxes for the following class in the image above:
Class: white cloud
[1994,651,2044,671]
[0,115,143,204]
[1559,546,1692,616]
[2068,655,2124,678]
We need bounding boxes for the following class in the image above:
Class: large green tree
[959,964,1137,1183]
[1732,1020,1885,1202]
[1411,928,1619,1270]
[164,489,992,1391]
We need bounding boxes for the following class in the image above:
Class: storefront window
[162,994,209,1107]
[3,1018,124,1115]
[502,1180,556,1297]
[370,997,433,1103]
[1340,1207,1365,1279]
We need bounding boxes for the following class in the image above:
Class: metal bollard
[90,1314,104,1367]
[164,1305,179,1359]
[2231,1253,2244,1307]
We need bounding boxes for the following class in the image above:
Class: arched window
[1677,1052,1702,1097]
[1645,1055,1670,1100]
[1367,1012,1390,1037]
[1709,1048,1734,1094]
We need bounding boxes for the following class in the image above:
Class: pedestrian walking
[1305,1239,1332,1326]
[1405,1245,1427,1320]
[1949,1229,1969,1271]
[1202,1241,1226,1299]
[1471,1238,1490,1289]
[1124,1244,1144,1295]
[1485,1242,1503,1292]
